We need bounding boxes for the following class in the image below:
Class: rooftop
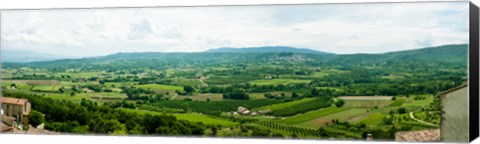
[1,115,16,126]
[395,129,440,142]
[0,97,28,105]
[0,122,13,132]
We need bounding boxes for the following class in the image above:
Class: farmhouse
[235,106,263,116]
[439,84,469,142]
[0,97,31,126]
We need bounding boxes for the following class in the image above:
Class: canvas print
[0,1,471,142]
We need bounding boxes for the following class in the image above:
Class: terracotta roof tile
[395,129,440,142]
[0,97,27,105]
[1,115,16,126]
[0,122,13,132]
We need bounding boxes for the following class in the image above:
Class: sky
[0,2,469,57]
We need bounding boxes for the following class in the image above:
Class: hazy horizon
[1,2,469,57]
[1,43,468,59]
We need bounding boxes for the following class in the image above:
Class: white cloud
[0,2,469,57]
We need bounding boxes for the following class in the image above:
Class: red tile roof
[1,115,16,126]
[395,129,440,142]
[0,97,28,105]
[0,122,13,132]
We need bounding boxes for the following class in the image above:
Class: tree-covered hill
[324,44,467,64]
[204,46,333,55]
[2,44,467,70]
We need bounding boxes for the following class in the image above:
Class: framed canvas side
[469,1,480,142]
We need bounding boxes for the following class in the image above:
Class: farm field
[249,92,291,100]
[280,69,348,79]
[249,79,311,86]
[338,96,393,108]
[43,92,127,103]
[254,98,317,111]
[172,93,223,101]
[277,106,349,125]
[358,113,386,126]
[136,84,184,91]
[401,95,434,107]
[0,44,466,140]
[119,108,238,126]
[54,71,105,78]
[295,108,369,128]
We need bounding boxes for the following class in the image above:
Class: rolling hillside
[205,46,333,55]
[2,44,467,69]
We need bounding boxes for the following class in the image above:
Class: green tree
[291,92,300,98]
[335,99,345,107]
[184,86,195,94]
[397,108,407,114]
[29,110,45,127]
[10,83,16,88]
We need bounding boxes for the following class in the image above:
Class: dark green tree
[335,99,345,107]
[184,86,195,94]
[29,110,45,127]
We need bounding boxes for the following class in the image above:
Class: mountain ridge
[1,44,467,64]
[0,50,76,63]
[204,46,334,55]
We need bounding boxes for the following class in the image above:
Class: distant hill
[1,50,74,63]
[204,46,333,55]
[323,44,468,64]
[382,44,467,63]
[3,44,467,69]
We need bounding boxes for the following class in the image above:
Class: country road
[409,112,440,127]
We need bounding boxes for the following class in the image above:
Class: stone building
[0,97,31,126]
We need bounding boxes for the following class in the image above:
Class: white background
[0,0,479,144]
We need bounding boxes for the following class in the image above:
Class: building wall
[441,86,469,142]
[1,103,26,124]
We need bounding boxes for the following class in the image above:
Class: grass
[253,98,316,111]
[84,92,127,98]
[119,108,238,126]
[311,69,348,77]
[31,85,63,92]
[42,92,127,103]
[6,80,61,85]
[389,99,406,107]
[173,113,238,126]
[150,99,284,116]
[248,93,269,100]
[277,107,349,125]
[249,92,291,100]
[173,93,223,101]
[170,79,202,87]
[316,87,342,91]
[1,81,13,87]
[55,71,104,78]
[280,69,348,79]
[343,100,391,108]
[136,84,184,91]
[104,82,138,86]
[358,113,386,126]
[402,96,434,107]
[381,74,404,80]
[249,79,311,86]
[204,75,260,85]
[295,108,369,128]
[44,93,91,103]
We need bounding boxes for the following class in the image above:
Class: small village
[0,97,57,134]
